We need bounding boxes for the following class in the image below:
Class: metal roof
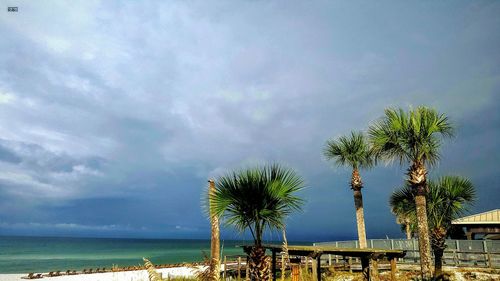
[452,209,500,225]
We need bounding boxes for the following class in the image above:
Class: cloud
[0,1,499,240]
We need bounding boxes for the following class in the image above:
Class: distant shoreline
[0,235,313,274]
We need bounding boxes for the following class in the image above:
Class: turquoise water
[0,236,251,273]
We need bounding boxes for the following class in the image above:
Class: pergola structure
[241,244,405,281]
[452,209,500,240]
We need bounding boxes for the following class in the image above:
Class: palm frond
[368,106,454,167]
[389,175,475,234]
[208,163,305,245]
[324,131,373,170]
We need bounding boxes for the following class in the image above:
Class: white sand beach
[0,266,204,281]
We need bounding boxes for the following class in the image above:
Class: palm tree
[390,176,475,277]
[427,176,475,276]
[209,164,305,281]
[369,106,454,278]
[324,131,373,248]
[390,195,416,239]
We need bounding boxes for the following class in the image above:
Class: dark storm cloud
[0,0,499,241]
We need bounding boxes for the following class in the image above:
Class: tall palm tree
[369,106,454,278]
[390,176,475,277]
[209,164,305,281]
[324,131,373,248]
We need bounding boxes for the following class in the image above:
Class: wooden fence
[314,239,500,269]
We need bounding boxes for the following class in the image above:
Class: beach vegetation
[209,163,305,281]
[369,106,454,278]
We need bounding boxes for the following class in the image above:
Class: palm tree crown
[389,184,415,218]
[426,176,476,229]
[324,131,373,170]
[209,163,305,246]
[389,186,417,238]
[368,106,454,166]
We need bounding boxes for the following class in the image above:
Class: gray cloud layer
[0,1,499,241]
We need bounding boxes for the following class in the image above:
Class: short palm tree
[369,106,454,278]
[390,194,416,239]
[427,176,475,276]
[390,176,475,278]
[324,131,373,248]
[209,164,305,281]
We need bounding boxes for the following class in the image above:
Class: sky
[0,1,499,242]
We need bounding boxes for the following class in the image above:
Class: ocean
[0,236,258,274]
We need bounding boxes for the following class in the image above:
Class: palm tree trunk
[415,194,432,278]
[281,229,289,281]
[353,188,367,249]
[248,246,271,281]
[431,227,447,278]
[209,180,220,281]
[405,221,412,239]
[351,169,367,249]
[409,162,432,279]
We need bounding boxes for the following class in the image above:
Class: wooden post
[237,257,241,281]
[335,242,339,264]
[360,257,369,281]
[246,256,250,281]
[223,256,227,280]
[209,180,220,281]
[328,254,332,266]
[311,258,317,281]
[370,257,380,281]
[291,265,299,281]
[304,257,309,275]
[272,250,277,281]
[316,255,321,281]
[348,257,353,274]
[290,258,300,281]
[453,250,459,267]
[281,254,285,281]
[483,241,490,268]
[390,257,397,281]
